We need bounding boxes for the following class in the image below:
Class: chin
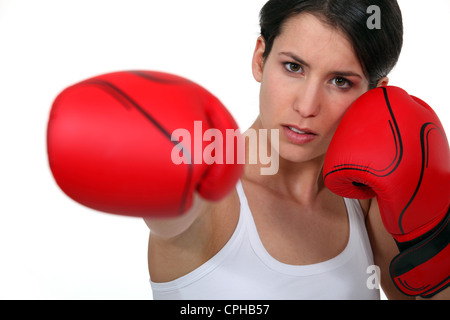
[277,142,325,164]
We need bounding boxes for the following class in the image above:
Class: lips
[287,126,316,135]
[282,125,318,145]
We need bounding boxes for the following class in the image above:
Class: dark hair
[259,0,403,88]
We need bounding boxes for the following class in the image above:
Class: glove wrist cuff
[390,208,450,297]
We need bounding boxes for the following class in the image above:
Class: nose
[293,80,321,118]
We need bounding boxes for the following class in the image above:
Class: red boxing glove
[323,86,450,297]
[47,70,243,217]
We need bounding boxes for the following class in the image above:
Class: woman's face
[252,13,371,164]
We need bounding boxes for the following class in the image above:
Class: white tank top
[150,181,380,300]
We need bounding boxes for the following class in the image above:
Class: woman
[144,0,438,299]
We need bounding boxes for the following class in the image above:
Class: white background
[0,0,449,300]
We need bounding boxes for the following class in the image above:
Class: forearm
[144,193,212,240]
[420,287,450,300]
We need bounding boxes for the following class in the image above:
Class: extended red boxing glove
[323,86,450,298]
[47,70,244,217]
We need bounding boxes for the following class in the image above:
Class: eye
[284,62,303,74]
[332,77,352,89]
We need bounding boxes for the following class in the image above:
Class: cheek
[333,90,367,122]
[258,77,284,124]
[322,99,356,141]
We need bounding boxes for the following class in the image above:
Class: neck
[243,118,326,205]
[277,155,326,204]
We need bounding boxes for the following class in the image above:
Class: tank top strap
[235,180,366,276]
[235,180,251,219]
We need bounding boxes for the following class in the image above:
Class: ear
[376,76,389,87]
[252,36,266,83]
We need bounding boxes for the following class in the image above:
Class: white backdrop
[0,0,448,300]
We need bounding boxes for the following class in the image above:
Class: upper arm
[365,198,415,300]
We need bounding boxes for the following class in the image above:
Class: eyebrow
[279,51,363,79]
[279,52,310,68]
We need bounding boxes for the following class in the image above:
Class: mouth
[282,125,318,145]
[286,126,317,135]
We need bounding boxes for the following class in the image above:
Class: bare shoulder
[147,189,240,283]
